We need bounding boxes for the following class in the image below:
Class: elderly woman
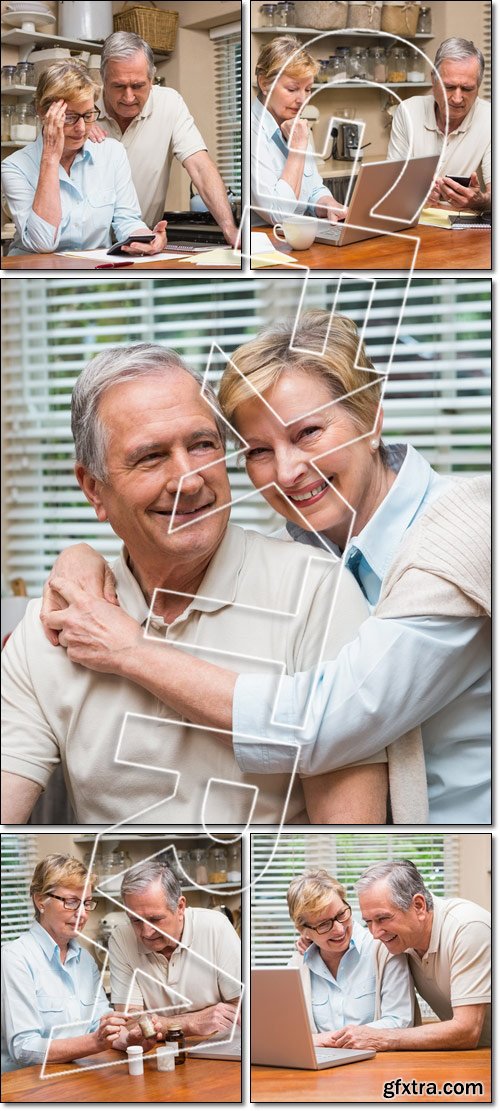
[286,869,414,1044]
[1,854,158,1071]
[41,312,490,824]
[1,62,166,256]
[251,36,347,225]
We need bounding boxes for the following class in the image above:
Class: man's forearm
[368,1020,482,1051]
[118,638,236,739]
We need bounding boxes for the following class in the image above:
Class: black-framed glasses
[64,108,101,126]
[47,893,97,910]
[302,905,352,934]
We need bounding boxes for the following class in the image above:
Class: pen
[95,261,135,269]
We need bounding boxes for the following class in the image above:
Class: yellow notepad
[419,207,477,229]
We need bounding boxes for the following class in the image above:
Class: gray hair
[71,343,226,480]
[355,860,434,912]
[101,31,155,81]
[434,37,484,84]
[121,860,182,912]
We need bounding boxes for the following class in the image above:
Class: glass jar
[260,2,277,25]
[189,848,209,885]
[11,103,37,142]
[335,46,350,80]
[407,47,426,83]
[368,45,386,83]
[317,59,330,83]
[165,1026,186,1065]
[14,61,35,87]
[387,45,407,83]
[347,46,369,80]
[2,104,12,142]
[279,0,296,24]
[417,5,432,34]
[2,65,17,88]
[208,847,228,884]
[227,845,241,884]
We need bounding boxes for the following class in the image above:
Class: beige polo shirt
[108,906,241,1014]
[387,95,491,187]
[407,896,491,1046]
[96,86,207,227]
[1,524,378,824]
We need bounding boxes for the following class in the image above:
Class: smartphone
[443,175,472,188]
[107,234,155,256]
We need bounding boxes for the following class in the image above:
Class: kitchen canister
[348,2,382,30]
[59,1,113,42]
[381,2,421,38]
[294,2,348,29]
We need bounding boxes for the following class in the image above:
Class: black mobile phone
[444,175,472,188]
[107,234,155,256]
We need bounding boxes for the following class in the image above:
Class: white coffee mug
[273,218,317,250]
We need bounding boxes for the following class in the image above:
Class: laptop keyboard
[316,1047,342,1061]
[316,222,343,244]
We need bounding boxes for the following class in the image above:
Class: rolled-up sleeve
[251,101,332,225]
[1,160,61,252]
[2,949,50,1066]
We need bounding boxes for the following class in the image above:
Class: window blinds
[251,833,460,967]
[1,834,38,943]
[482,1,491,100]
[1,277,490,594]
[211,23,242,197]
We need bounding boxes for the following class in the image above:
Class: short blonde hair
[35,61,101,115]
[255,35,319,95]
[219,311,384,441]
[287,869,348,928]
[30,854,96,920]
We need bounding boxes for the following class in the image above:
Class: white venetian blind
[211,22,242,196]
[1,834,38,943]
[482,1,491,100]
[251,833,460,966]
[1,277,490,595]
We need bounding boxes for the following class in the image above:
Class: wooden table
[1,252,240,271]
[251,1049,491,1103]
[251,224,491,271]
[2,1052,241,1103]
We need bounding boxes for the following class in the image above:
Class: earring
[370,438,379,450]
[40,907,44,913]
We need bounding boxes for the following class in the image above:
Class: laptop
[189,1031,241,1061]
[316,154,441,246]
[251,968,376,1070]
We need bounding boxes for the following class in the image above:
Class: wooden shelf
[251,27,434,40]
[1,28,102,51]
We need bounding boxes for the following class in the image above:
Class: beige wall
[458,834,491,911]
[250,1,490,162]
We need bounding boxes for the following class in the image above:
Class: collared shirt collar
[114,524,246,630]
[252,95,284,146]
[424,95,480,137]
[29,919,81,964]
[407,903,439,961]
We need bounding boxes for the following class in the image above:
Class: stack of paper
[250,231,299,267]
[419,207,476,229]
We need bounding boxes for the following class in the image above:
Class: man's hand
[280,117,309,150]
[437,172,490,211]
[112,1015,164,1052]
[183,1001,240,1037]
[327,1024,383,1050]
[122,221,168,255]
[296,934,312,956]
[44,578,142,672]
[87,123,108,143]
[94,1011,130,1049]
[41,544,117,646]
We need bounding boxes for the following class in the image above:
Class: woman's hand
[41,100,67,163]
[44,577,142,673]
[280,117,310,151]
[325,1024,381,1050]
[95,1011,129,1049]
[40,544,117,646]
[122,221,168,255]
[316,198,348,223]
[112,1015,164,1052]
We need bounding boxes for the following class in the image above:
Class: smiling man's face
[77,369,231,590]
[359,880,428,954]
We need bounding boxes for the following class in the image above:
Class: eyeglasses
[64,108,100,126]
[47,893,97,910]
[302,905,352,934]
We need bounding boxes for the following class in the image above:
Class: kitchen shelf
[1,28,102,52]
[73,833,240,843]
[252,80,432,89]
[1,84,37,96]
[97,882,240,898]
[251,27,434,39]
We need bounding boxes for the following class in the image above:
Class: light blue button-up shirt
[298,920,413,1031]
[251,96,333,225]
[1,920,109,1071]
[1,135,146,255]
[233,445,491,823]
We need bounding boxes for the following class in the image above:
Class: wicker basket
[113,6,179,54]
[381,2,420,38]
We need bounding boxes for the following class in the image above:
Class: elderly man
[1,344,387,825]
[107,860,241,1037]
[89,32,238,244]
[328,860,490,1051]
[387,38,490,212]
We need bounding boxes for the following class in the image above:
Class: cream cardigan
[377,475,491,824]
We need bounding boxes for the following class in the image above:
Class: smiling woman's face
[301,895,353,959]
[235,368,382,549]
